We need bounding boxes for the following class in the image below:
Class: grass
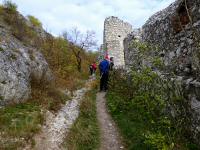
[106,91,151,150]
[62,81,100,150]
[0,95,4,100]
[0,3,98,149]
[0,79,72,149]
[0,5,3,15]
[3,0,17,13]
[106,83,199,150]
[0,102,43,150]
[0,46,4,51]
[30,79,71,112]
[27,15,42,27]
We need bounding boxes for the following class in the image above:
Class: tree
[63,27,97,72]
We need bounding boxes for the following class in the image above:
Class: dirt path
[96,92,124,150]
[33,80,93,150]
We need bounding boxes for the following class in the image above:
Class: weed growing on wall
[129,40,164,71]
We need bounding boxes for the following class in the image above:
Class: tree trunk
[77,51,82,72]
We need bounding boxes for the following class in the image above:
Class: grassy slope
[0,102,43,150]
[0,2,97,149]
[62,81,100,150]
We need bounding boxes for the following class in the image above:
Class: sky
[0,0,175,47]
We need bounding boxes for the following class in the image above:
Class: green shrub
[3,0,17,13]
[28,15,42,27]
[0,46,4,51]
[9,53,17,60]
[0,95,4,100]
[3,11,38,45]
[107,68,198,150]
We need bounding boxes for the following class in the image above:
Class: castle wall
[103,16,132,66]
[124,0,200,143]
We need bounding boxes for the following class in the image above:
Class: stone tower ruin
[103,16,132,66]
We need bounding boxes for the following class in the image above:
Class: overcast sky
[0,0,175,46]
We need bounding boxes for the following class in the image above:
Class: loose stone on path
[33,80,93,150]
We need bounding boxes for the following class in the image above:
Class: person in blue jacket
[99,56,110,91]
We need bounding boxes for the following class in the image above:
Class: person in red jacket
[92,62,97,75]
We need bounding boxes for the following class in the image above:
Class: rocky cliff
[0,9,53,106]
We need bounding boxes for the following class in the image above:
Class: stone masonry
[123,0,200,144]
[103,16,132,66]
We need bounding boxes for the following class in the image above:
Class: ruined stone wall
[142,0,200,75]
[124,28,142,68]
[125,0,200,100]
[125,0,200,73]
[103,16,132,66]
[124,0,200,143]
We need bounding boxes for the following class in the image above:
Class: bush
[3,11,38,45]
[3,0,17,13]
[107,68,198,150]
[28,15,42,27]
[0,46,4,51]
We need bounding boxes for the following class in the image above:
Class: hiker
[89,64,93,75]
[109,57,114,71]
[99,56,110,91]
[92,62,97,75]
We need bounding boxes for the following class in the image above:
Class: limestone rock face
[0,18,53,106]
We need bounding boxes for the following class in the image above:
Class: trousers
[100,72,109,91]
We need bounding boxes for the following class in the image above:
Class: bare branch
[62,27,97,72]
[63,28,97,50]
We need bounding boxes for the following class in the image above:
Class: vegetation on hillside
[0,1,98,149]
[27,15,42,27]
[2,0,17,13]
[63,28,97,72]
[0,0,98,105]
[0,102,43,149]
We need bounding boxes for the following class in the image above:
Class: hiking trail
[96,92,124,150]
[32,79,93,150]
